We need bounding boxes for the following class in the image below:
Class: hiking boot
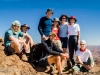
[22,54,28,61]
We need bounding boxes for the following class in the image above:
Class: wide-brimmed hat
[21,24,30,30]
[52,18,60,24]
[68,16,77,23]
[12,20,21,26]
[52,18,59,22]
[46,8,53,14]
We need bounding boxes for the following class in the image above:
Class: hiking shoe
[22,54,28,61]
[62,69,70,74]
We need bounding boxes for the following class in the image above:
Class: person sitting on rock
[72,40,94,72]
[20,24,34,59]
[4,21,31,61]
[37,32,69,75]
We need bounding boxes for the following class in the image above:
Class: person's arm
[76,56,92,70]
[77,24,80,44]
[41,42,62,55]
[76,56,83,64]
[52,42,64,53]
[38,17,47,40]
[24,33,35,47]
[38,17,44,36]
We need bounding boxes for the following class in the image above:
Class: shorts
[60,37,68,48]
[38,56,49,67]
[5,46,15,55]
[5,43,23,55]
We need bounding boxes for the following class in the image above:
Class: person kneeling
[38,32,69,75]
[72,40,94,72]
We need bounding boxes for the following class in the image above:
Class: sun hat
[80,40,86,44]
[68,16,77,23]
[46,8,53,14]
[12,20,21,26]
[21,24,30,30]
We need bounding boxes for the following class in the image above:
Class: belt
[69,35,78,37]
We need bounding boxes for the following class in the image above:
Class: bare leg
[10,40,21,53]
[24,37,30,53]
[60,56,67,70]
[63,48,67,53]
[47,55,62,73]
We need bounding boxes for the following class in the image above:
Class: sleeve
[19,31,24,37]
[6,30,13,38]
[77,24,80,31]
[52,42,64,53]
[41,42,62,55]
[88,50,94,66]
[38,17,44,36]
[76,50,80,56]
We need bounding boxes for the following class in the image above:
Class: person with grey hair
[4,21,31,61]
[72,40,94,72]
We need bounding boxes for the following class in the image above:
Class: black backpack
[28,43,43,67]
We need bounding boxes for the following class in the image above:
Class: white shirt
[76,49,93,62]
[59,24,68,37]
[68,24,80,35]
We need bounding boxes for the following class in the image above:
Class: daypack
[28,43,43,67]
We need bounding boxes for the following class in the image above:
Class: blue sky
[0,0,100,45]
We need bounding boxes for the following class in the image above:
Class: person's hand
[64,53,69,59]
[67,31,69,34]
[60,53,68,57]
[78,40,80,45]
[42,35,47,40]
[22,42,27,50]
[82,64,91,70]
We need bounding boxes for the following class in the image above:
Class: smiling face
[12,25,20,32]
[46,11,53,18]
[70,19,75,24]
[54,21,59,26]
[49,34,56,42]
[21,26,29,33]
[80,41,86,50]
[61,16,67,22]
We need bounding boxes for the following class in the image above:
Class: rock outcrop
[0,38,100,75]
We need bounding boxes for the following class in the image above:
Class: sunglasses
[62,18,66,19]
[13,25,19,28]
[80,44,85,45]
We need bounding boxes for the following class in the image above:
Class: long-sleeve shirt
[41,39,63,56]
[38,16,52,37]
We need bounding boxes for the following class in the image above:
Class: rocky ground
[0,38,100,75]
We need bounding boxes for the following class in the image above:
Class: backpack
[28,43,43,67]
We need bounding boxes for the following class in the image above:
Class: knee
[61,56,66,60]
[12,40,20,47]
[56,56,61,61]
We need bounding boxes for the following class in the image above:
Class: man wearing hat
[38,8,53,42]
[4,21,29,61]
[37,32,69,75]
[21,24,34,59]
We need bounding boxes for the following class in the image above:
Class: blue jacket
[38,16,52,37]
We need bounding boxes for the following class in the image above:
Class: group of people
[4,8,94,75]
